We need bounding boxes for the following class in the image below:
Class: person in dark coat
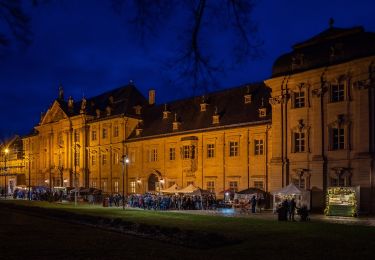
[251,195,257,213]
[288,198,297,221]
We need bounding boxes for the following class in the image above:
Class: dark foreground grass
[1,200,375,259]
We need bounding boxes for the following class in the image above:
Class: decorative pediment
[40,101,68,125]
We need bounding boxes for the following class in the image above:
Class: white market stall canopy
[272,183,311,210]
[160,184,180,194]
[177,184,199,194]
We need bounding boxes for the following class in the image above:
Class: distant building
[18,25,375,213]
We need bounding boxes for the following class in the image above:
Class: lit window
[207,144,215,158]
[332,127,345,150]
[150,148,158,162]
[92,180,97,188]
[229,141,239,157]
[294,91,305,108]
[229,181,238,192]
[113,126,119,137]
[254,139,264,155]
[91,130,97,141]
[114,181,119,193]
[254,181,264,190]
[183,145,196,159]
[169,147,176,160]
[103,180,107,191]
[292,178,305,189]
[331,83,345,102]
[102,128,107,139]
[330,177,346,187]
[130,181,136,193]
[207,181,215,193]
[294,132,305,153]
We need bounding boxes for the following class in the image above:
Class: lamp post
[3,148,9,199]
[121,155,129,210]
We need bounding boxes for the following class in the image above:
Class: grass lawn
[1,200,375,259]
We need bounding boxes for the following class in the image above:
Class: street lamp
[3,148,9,198]
[121,155,129,210]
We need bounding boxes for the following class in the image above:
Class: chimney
[149,89,155,105]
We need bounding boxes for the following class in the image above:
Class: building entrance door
[148,174,158,192]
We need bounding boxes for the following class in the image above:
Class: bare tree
[0,0,260,93]
[112,0,261,94]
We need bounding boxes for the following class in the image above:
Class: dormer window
[133,105,142,115]
[106,106,112,116]
[200,103,208,112]
[244,94,252,104]
[212,106,220,124]
[136,128,143,136]
[162,104,170,119]
[95,109,101,118]
[259,108,267,118]
[173,113,181,131]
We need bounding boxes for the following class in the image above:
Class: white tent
[160,184,180,194]
[272,183,311,211]
[177,184,199,194]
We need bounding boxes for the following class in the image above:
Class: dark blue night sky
[0,0,374,138]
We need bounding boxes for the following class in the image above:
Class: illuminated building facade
[19,25,375,212]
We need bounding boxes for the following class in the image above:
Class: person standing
[251,195,257,213]
[288,198,296,221]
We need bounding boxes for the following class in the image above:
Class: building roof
[55,83,147,119]
[128,83,271,140]
[272,26,375,77]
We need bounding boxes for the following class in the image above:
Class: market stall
[272,183,311,212]
[160,184,180,194]
[177,184,199,194]
[325,186,360,217]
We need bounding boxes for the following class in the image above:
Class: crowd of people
[276,198,309,221]
[126,193,217,210]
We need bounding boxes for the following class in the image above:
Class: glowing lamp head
[4,148,9,154]
[125,158,130,164]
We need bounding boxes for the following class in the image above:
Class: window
[292,178,305,189]
[207,181,215,193]
[92,180,97,188]
[187,181,194,186]
[294,132,305,153]
[74,149,80,166]
[102,128,107,139]
[91,130,97,141]
[207,144,215,158]
[113,125,119,137]
[114,181,119,193]
[294,91,305,108]
[103,180,107,191]
[254,139,264,155]
[332,127,345,150]
[330,177,345,187]
[91,155,96,166]
[254,181,264,190]
[331,83,345,102]
[114,152,119,165]
[74,130,80,143]
[169,147,176,161]
[183,145,196,159]
[150,148,158,162]
[130,151,136,163]
[130,181,136,193]
[229,181,238,192]
[229,141,239,157]
[102,154,107,165]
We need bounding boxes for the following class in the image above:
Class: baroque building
[18,25,375,213]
